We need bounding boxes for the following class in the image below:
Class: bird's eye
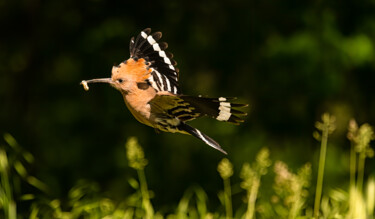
[117,79,123,83]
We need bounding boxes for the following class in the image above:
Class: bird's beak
[83,78,112,84]
[80,78,113,91]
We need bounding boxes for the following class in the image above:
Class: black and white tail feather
[179,96,247,124]
[177,122,227,154]
[130,28,248,154]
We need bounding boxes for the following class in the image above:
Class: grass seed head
[125,137,148,170]
[217,158,233,180]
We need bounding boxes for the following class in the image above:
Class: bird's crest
[112,58,152,82]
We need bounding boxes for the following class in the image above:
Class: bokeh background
[1,0,375,214]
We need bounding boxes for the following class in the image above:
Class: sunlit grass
[312,113,336,218]
[272,161,311,218]
[1,113,374,218]
[125,137,154,219]
[240,148,271,219]
[347,119,375,218]
[217,158,233,219]
[0,148,16,219]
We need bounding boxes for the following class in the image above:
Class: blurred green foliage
[1,130,374,218]
[1,0,375,217]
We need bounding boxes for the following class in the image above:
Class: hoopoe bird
[81,28,247,154]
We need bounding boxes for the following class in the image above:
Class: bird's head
[81,58,151,94]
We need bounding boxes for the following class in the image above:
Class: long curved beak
[84,78,112,84]
[80,78,113,91]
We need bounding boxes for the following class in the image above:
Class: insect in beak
[80,78,112,91]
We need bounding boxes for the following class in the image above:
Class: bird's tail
[177,122,227,154]
[180,96,248,124]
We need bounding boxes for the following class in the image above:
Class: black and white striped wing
[129,28,180,94]
[149,95,200,123]
[149,95,247,124]
[148,95,227,154]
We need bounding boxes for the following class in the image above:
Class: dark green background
[1,0,374,212]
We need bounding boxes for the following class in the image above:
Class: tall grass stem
[357,151,366,195]
[313,124,329,218]
[223,177,232,219]
[245,177,260,219]
[349,142,357,217]
[137,169,154,219]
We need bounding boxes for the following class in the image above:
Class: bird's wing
[129,28,180,94]
[149,94,227,154]
[148,94,200,122]
[149,94,248,124]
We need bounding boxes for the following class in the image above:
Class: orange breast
[122,85,156,128]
